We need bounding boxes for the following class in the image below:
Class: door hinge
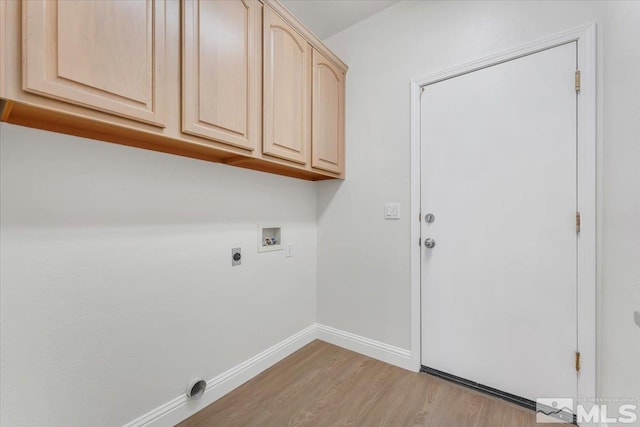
[575,351,581,372]
[418,237,421,247]
[576,211,581,233]
[575,70,581,92]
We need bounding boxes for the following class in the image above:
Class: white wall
[0,123,317,427]
[319,0,639,410]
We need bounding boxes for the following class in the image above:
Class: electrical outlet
[232,248,241,266]
[286,243,293,257]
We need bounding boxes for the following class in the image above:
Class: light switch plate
[384,203,400,220]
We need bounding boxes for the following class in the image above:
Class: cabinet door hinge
[575,351,581,372]
[576,211,581,233]
[575,70,581,92]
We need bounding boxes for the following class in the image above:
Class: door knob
[424,238,436,248]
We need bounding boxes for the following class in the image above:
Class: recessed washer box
[258,225,283,252]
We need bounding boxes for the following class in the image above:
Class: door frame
[409,23,597,401]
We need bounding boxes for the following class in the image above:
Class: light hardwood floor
[178,340,555,427]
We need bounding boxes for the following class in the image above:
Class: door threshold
[420,365,577,425]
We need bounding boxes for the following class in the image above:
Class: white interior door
[420,42,578,402]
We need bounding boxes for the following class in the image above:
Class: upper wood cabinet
[182,0,262,151]
[311,50,345,174]
[22,0,166,127]
[2,0,347,180]
[262,6,311,165]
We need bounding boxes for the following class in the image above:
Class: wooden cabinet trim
[2,100,342,180]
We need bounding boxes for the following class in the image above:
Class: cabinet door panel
[23,0,166,126]
[263,7,310,165]
[182,0,261,151]
[312,50,344,174]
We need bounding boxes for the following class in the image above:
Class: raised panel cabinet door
[311,50,344,174]
[263,7,310,164]
[22,0,166,126]
[182,0,261,151]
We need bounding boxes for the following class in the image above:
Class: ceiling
[279,0,401,40]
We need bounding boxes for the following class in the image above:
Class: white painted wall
[319,0,639,412]
[0,123,317,427]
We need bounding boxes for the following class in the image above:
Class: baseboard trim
[124,324,318,427]
[316,324,413,371]
[124,324,414,426]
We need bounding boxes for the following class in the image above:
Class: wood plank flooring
[177,340,556,427]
